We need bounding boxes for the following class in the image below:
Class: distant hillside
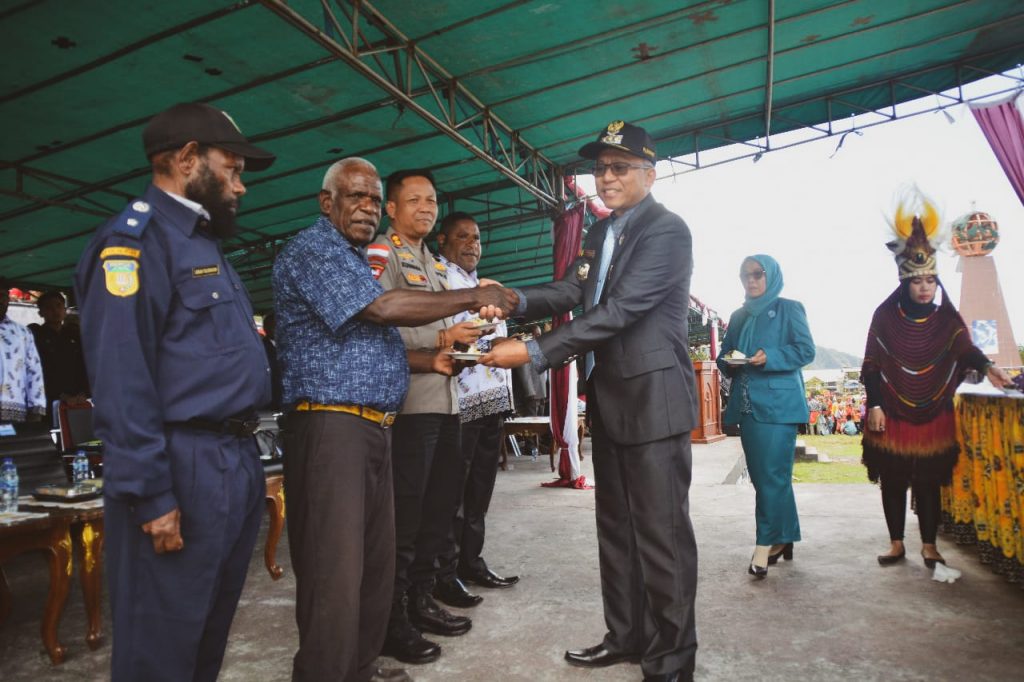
[808,346,862,370]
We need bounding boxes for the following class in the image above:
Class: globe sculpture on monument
[952,210,1019,368]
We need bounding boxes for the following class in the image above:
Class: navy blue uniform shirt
[75,184,271,522]
[273,216,409,412]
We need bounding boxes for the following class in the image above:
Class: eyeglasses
[739,269,765,282]
[592,162,653,177]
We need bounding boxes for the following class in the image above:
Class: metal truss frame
[259,0,562,207]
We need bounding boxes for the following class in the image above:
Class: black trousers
[105,428,264,682]
[437,414,504,581]
[880,474,941,544]
[284,412,395,682]
[391,412,462,595]
[589,398,698,680]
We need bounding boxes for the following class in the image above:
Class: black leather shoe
[433,578,483,608]
[877,550,906,566]
[767,543,794,565]
[380,624,441,664]
[370,667,412,682]
[748,563,768,579]
[922,551,946,569]
[409,592,472,636]
[564,644,640,668]
[459,567,519,589]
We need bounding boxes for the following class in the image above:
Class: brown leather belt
[294,401,397,428]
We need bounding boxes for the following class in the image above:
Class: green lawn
[792,461,868,484]
[800,433,863,461]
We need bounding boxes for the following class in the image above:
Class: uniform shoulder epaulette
[111,199,156,239]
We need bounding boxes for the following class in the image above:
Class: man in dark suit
[481,121,699,682]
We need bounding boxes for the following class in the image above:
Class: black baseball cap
[142,102,276,171]
[578,120,656,164]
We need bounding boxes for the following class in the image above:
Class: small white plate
[722,357,749,366]
[447,352,484,362]
[473,322,498,334]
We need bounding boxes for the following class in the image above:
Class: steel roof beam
[763,0,776,146]
[258,0,559,207]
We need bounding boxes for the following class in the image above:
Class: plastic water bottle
[72,450,90,486]
[1,457,18,513]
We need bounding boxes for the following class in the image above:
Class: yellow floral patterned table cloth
[943,394,1024,584]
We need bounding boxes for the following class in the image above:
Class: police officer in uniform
[368,169,484,663]
[75,102,276,682]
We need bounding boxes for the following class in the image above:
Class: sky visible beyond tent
[647,74,1024,358]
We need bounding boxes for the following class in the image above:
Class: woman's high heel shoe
[748,563,768,579]
[767,543,794,565]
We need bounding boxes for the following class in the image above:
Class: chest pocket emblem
[576,261,590,281]
[403,271,428,287]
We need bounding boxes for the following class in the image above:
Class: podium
[692,361,726,444]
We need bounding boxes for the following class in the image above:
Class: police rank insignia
[390,234,403,248]
[103,259,139,297]
[601,120,625,145]
[576,262,590,281]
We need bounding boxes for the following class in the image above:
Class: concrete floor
[2,436,1023,681]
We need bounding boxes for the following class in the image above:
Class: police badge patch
[103,259,139,297]
[576,261,590,281]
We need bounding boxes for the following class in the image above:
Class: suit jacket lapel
[605,197,657,292]
[583,220,609,312]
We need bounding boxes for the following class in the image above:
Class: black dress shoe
[369,667,412,682]
[409,592,472,636]
[877,550,906,566]
[767,543,794,565]
[459,567,519,589]
[564,643,640,668]
[433,578,483,608]
[748,563,768,579]
[380,625,441,664]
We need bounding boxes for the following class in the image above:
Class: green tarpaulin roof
[2,0,1022,309]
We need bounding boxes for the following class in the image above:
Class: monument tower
[952,210,1019,368]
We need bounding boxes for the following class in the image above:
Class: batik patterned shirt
[0,316,46,422]
[273,216,409,412]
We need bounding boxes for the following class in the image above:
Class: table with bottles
[2,453,106,664]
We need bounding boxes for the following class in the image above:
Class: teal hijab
[736,254,784,356]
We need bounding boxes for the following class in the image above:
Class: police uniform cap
[578,120,657,163]
[142,102,276,171]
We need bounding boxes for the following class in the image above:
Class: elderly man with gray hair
[272,157,512,682]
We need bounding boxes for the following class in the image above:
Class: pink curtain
[970,95,1024,206]
[547,203,586,484]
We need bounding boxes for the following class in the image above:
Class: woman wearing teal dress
[718,255,815,578]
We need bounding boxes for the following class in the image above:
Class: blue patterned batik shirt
[273,216,409,412]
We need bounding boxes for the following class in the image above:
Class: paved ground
[3,436,1023,681]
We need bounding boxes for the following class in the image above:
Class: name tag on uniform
[192,265,220,278]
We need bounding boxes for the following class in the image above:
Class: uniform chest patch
[390,234,403,248]
[192,264,220,278]
[403,271,428,286]
[103,260,139,297]
[577,261,590,281]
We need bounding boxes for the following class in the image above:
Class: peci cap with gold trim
[578,120,656,163]
[142,102,276,171]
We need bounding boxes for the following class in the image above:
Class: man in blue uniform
[75,102,276,682]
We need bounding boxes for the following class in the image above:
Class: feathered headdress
[885,187,943,280]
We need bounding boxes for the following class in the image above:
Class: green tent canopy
[2,0,1022,309]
